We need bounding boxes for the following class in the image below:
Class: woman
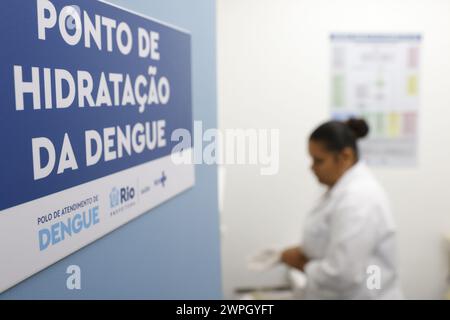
[281,118,403,299]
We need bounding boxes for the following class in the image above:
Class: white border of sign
[0,1,194,293]
[0,150,195,293]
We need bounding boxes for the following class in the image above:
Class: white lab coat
[302,161,403,299]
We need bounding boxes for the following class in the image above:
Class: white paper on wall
[330,34,421,166]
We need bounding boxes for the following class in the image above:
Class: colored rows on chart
[361,111,417,138]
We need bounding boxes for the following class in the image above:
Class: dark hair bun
[346,118,369,139]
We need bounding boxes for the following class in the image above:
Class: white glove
[247,248,282,271]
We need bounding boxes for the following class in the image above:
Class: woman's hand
[280,246,309,271]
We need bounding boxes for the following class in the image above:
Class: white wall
[218,0,450,299]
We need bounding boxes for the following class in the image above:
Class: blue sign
[0,0,192,211]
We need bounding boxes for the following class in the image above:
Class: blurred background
[218,0,450,299]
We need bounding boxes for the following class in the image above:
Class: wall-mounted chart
[330,33,421,166]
